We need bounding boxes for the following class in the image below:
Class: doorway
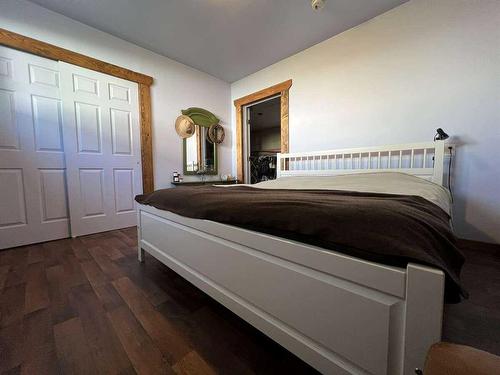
[234,79,292,183]
[244,96,281,183]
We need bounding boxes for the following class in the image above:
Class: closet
[0,46,142,249]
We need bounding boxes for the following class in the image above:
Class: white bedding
[219,172,452,215]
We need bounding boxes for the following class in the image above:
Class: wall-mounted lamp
[434,128,449,141]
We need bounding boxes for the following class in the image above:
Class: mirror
[183,125,217,175]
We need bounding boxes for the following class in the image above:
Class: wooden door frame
[234,79,292,182]
[0,28,155,193]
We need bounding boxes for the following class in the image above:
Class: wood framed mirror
[181,107,219,175]
[183,125,218,175]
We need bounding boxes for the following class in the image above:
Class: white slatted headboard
[277,141,446,185]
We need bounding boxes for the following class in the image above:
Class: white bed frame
[137,141,447,375]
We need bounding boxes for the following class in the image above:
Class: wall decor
[175,114,195,138]
[208,123,225,144]
[181,107,219,127]
[179,107,220,175]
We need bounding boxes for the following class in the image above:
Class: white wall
[0,0,231,189]
[231,0,500,244]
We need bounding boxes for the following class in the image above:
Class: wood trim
[0,28,153,85]
[139,84,154,193]
[280,89,289,153]
[234,79,292,107]
[0,27,155,193]
[196,126,202,169]
[234,79,292,182]
[235,105,244,182]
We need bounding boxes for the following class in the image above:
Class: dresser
[171,180,239,187]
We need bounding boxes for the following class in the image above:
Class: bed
[135,141,463,375]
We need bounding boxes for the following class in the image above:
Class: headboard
[277,141,446,185]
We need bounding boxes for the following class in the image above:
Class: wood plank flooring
[442,240,500,356]
[0,228,499,374]
[0,228,317,374]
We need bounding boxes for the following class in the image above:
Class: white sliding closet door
[60,63,142,237]
[0,46,70,249]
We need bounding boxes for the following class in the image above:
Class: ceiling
[29,0,407,82]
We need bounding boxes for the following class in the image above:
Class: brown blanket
[135,186,466,302]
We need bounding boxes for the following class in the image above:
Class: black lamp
[434,128,449,141]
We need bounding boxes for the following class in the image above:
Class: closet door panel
[79,168,106,217]
[0,169,27,227]
[28,64,60,88]
[0,56,13,78]
[113,168,135,214]
[109,83,130,103]
[32,95,64,152]
[110,108,132,155]
[73,74,99,96]
[0,89,19,150]
[75,101,102,153]
[60,62,142,237]
[39,169,69,222]
[0,46,69,249]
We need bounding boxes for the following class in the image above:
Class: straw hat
[175,115,195,138]
[208,123,225,144]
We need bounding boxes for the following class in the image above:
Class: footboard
[137,204,444,375]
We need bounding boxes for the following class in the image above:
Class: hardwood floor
[442,240,500,356]
[0,229,498,374]
[0,228,317,375]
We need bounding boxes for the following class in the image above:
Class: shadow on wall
[450,136,499,244]
[453,197,499,244]
[218,118,233,177]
